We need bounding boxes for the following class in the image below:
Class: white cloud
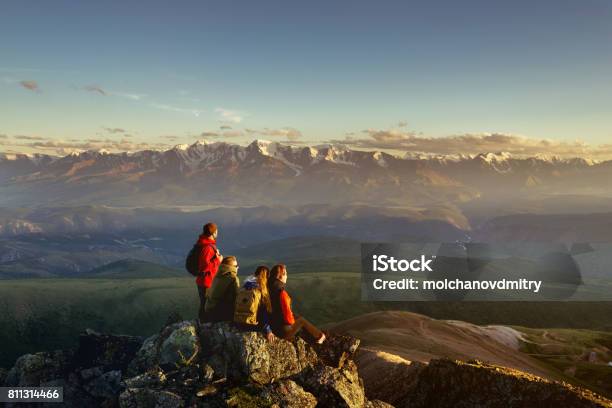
[26,138,170,154]
[329,128,612,159]
[199,130,244,139]
[151,103,204,117]
[244,127,302,141]
[112,91,146,101]
[215,108,244,123]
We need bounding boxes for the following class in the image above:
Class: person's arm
[279,290,295,325]
[258,304,273,335]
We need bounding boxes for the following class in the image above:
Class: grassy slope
[514,326,612,398]
[86,259,184,278]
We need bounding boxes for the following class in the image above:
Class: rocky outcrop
[300,360,365,408]
[358,356,612,408]
[201,322,319,384]
[356,348,424,406]
[2,319,611,408]
[261,379,317,407]
[1,320,370,407]
[406,359,612,408]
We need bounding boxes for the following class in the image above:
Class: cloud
[200,131,219,137]
[0,134,7,139]
[81,85,145,100]
[199,130,244,139]
[83,85,107,95]
[26,138,170,154]
[215,108,244,124]
[13,135,45,141]
[151,103,204,117]
[102,127,126,134]
[220,125,232,130]
[397,121,408,128]
[245,127,302,141]
[19,80,40,92]
[112,92,145,101]
[328,128,612,159]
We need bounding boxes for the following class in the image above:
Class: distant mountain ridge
[2,139,612,207]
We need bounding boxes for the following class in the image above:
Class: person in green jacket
[204,256,240,322]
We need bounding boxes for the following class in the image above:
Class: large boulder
[201,322,319,384]
[262,379,318,408]
[128,321,200,376]
[4,350,72,387]
[80,368,122,400]
[301,359,366,408]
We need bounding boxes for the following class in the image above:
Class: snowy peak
[475,152,513,163]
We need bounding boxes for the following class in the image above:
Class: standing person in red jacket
[268,264,326,344]
[196,222,223,322]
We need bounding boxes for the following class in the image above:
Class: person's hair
[221,255,237,266]
[202,222,217,237]
[270,264,286,280]
[254,266,272,312]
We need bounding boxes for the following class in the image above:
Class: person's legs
[197,286,207,322]
[282,315,323,342]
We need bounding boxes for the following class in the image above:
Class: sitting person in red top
[195,222,223,322]
[268,264,326,344]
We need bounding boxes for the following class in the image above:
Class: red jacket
[279,290,295,325]
[195,235,221,288]
[270,279,296,328]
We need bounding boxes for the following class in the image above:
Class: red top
[195,235,221,288]
[279,290,295,325]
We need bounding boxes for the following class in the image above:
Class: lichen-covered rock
[405,359,611,408]
[159,321,200,367]
[127,321,199,376]
[74,329,142,371]
[82,369,122,399]
[119,388,184,408]
[201,322,319,384]
[122,369,167,388]
[315,333,360,369]
[262,379,317,408]
[4,350,72,386]
[127,333,159,376]
[301,360,365,408]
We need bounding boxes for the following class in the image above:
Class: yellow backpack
[234,287,262,325]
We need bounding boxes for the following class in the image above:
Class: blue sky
[1,0,611,156]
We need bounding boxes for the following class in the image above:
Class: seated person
[234,265,275,341]
[268,264,326,344]
[203,256,239,322]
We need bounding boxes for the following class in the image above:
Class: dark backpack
[185,243,216,277]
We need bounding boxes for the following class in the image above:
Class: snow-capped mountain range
[2,139,611,207]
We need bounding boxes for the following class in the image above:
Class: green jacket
[204,264,239,322]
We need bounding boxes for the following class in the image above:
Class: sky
[1,0,612,157]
